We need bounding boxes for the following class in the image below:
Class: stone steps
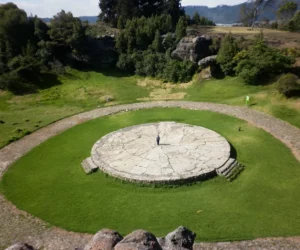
[216,158,236,175]
[217,158,244,180]
[81,157,98,174]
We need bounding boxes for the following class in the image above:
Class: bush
[276,73,300,97]
[234,41,295,85]
[216,33,239,75]
[0,71,35,94]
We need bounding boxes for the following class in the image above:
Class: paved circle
[91,122,231,183]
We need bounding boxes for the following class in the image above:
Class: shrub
[276,73,300,97]
[216,33,239,75]
[235,41,295,85]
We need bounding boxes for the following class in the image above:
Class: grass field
[0,68,299,149]
[1,108,300,241]
[192,26,300,49]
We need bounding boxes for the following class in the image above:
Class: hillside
[185,0,300,24]
[41,0,300,25]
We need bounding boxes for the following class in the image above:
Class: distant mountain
[185,0,300,24]
[41,16,98,24]
[184,4,243,24]
[41,0,300,25]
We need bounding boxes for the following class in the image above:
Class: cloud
[0,0,99,17]
[182,0,245,7]
[0,0,246,17]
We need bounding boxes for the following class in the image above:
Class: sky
[0,0,246,18]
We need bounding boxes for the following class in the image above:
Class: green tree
[193,12,200,24]
[175,16,187,41]
[276,73,300,97]
[216,33,239,75]
[288,11,300,31]
[48,10,85,59]
[117,15,125,29]
[240,0,276,29]
[0,3,30,58]
[152,30,163,52]
[164,0,185,27]
[277,1,298,27]
[99,0,118,25]
[235,41,294,84]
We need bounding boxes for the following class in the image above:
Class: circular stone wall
[91,122,231,184]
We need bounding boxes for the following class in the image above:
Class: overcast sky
[0,0,246,17]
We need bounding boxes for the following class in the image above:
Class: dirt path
[1,101,300,249]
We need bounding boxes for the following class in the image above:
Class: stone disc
[91,122,231,184]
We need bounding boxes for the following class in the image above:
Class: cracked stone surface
[91,122,230,183]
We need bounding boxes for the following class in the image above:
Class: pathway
[1,101,300,249]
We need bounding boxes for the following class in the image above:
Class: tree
[235,40,294,84]
[240,0,276,29]
[99,0,118,25]
[193,12,200,24]
[277,1,298,26]
[288,11,300,31]
[152,30,163,52]
[175,16,187,41]
[216,33,239,75]
[276,73,300,97]
[0,3,30,58]
[164,0,185,27]
[48,10,85,60]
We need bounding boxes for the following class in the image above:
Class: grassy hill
[0,67,299,149]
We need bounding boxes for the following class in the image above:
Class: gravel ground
[0,101,300,250]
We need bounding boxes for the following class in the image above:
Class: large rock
[84,229,123,250]
[5,243,35,250]
[115,230,162,250]
[171,35,212,63]
[198,55,217,68]
[157,226,196,250]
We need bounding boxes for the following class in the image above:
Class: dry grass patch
[137,78,193,89]
[194,26,300,49]
[138,88,187,101]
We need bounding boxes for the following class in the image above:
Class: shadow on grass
[229,142,238,159]
[35,73,63,90]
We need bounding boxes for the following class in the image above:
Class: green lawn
[1,108,300,241]
[0,69,299,149]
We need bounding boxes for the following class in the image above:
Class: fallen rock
[5,243,35,250]
[84,229,123,250]
[157,226,196,250]
[171,35,212,63]
[115,230,162,250]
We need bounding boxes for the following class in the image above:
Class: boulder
[157,226,196,250]
[5,243,35,250]
[115,230,162,250]
[171,35,212,63]
[198,55,217,68]
[84,228,123,250]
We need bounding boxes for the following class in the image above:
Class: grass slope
[0,69,299,149]
[1,108,300,241]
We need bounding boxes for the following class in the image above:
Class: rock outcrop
[115,230,162,250]
[5,227,196,250]
[198,55,217,68]
[171,35,212,63]
[5,243,35,250]
[84,229,123,250]
[158,226,196,250]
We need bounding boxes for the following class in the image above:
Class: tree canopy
[98,0,184,27]
[240,0,276,28]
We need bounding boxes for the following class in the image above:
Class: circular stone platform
[91,122,231,184]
